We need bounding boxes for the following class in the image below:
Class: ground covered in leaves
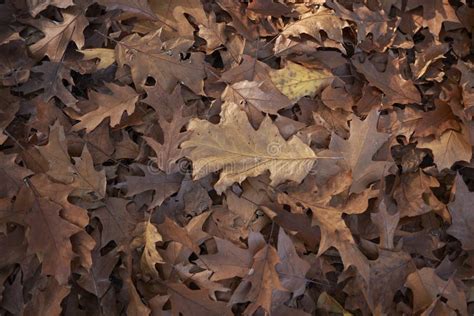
[0,0,474,315]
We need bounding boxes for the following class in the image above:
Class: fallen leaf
[71,83,139,133]
[270,61,332,103]
[182,102,317,194]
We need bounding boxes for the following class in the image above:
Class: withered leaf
[352,54,421,106]
[116,30,206,94]
[167,283,233,316]
[270,61,332,103]
[27,7,88,61]
[126,164,182,209]
[182,102,317,194]
[330,109,393,193]
[229,232,286,315]
[405,268,468,315]
[418,129,472,170]
[447,175,474,251]
[25,198,80,284]
[71,83,139,133]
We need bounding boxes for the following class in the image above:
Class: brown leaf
[405,268,468,315]
[25,197,81,284]
[330,109,393,193]
[352,54,421,106]
[71,83,139,133]
[126,164,182,209]
[230,232,286,315]
[116,30,206,94]
[26,7,88,61]
[182,102,317,194]
[446,175,474,251]
[167,283,233,316]
[418,129,472,170]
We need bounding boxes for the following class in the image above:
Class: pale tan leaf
[418,129,472,170]
[270,61,332,103]
[181,102,317,194]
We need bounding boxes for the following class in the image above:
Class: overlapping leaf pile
[0,0,473,315]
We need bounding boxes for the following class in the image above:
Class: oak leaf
[16,62,77,107]
[446,175,474,251]
[406,0,460,38]
[417,129,472,170]
[352,54,421,105]
[131,221,164,279]
[182,102,317,194]
[330,110,393,193]
[282,6,347,44]
[116,30,205,94]
[125,164,182,209]
[98,0,157,20]
[25,198,81,284]
[270,61,332,103]
[26,0,74,17]
[405,268,468,315]
[27,7,88,61]
[167,283,233,316]
[229,233,286,315]
[71,83,139,133]
[78,48,115,70]
[222,80,290,114]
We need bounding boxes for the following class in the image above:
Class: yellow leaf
[270,61,332,102]
[317,292,353,316]
[78,48,115,69]
[131,221,164,278]
[181,102,317,194]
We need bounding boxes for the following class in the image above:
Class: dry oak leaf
[71,82,139,133]
[317,292,352,316]
[25,197,81,285]
[26,0,74,17]
[406,0,460,38]
[181,102,317,194]
[78,48,115,70]
[282,6,347,44]
[16,62,77,108]
[413,100,461,138]
[229,233,286,315]
[393,170,446,218]
[0,153,33,198]
[93,197,136,248]
[125,164,182,209]
[131,221,164,279]
[247,0,291,17]
[116,30,205,94]
[405,268,468,315]
[143,0,208,38]
[197,12,227,53]
[77,232,119,298]
[167,283,233,316]
[23,277,70,316]
[329,109,393,193]
[198,237,253,281]
[270,61,333,103]
[38,122,106,197]
[27,6,88,61]
[447,175,474,251]
[352,54,421,106]
[326,0,399,46]
[370,198,399,250]
[222,80,291,114]
[418,129,472,171]
[143,105,191,174]
[276,228,310,297]
[98,0,157,20]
